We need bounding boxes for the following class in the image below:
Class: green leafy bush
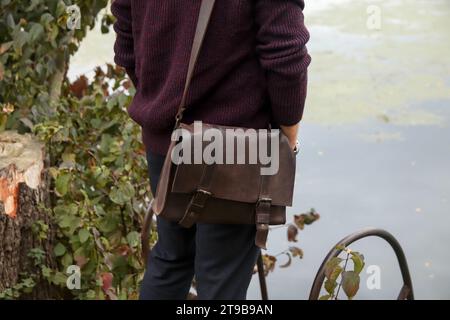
[1,0,151,299]
[33,65,151,299]
[0,0,110,131]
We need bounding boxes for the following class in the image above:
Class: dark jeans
[139,150,261,300]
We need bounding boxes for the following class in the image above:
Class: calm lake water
[69,0,450,299]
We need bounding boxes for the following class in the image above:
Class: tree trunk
[0,131,57,299]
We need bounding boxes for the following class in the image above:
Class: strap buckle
[192,188,212,208]
[255,197,271,226]
[256,197,272,207]
[255,198,271,249]
[178,189,211,228]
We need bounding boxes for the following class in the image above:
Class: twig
[335,251,350,299]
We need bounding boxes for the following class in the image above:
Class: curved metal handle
[309,228,414,300]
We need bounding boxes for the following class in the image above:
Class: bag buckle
[256,197,272,207]
[256,197,271,226]
[192,189,212,208]
[178,189,211,228]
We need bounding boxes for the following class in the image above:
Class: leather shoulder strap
[175,0,216,127]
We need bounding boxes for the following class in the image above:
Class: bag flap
[170,123,296,206]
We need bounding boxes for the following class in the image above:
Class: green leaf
[109,181,135,205]
[302,208,320,224]
[41,266,52,278]
[329,265,343,282]
[0,41,13,55]
[6,13,15,28]
[341,271,360,299]
[12,29,30,53]
[57,214,72,228]
[126,231,140,248]
[40,13,54,26]
[293,209,320,230]
[54,242,66,257]
[26,0,40,12]
[55,172,71,196]
[351,252,365,274]
[324,257,342,280]
[112,255,128,274]
[324,279,337,295]
[29,23,44,42]
[319,294,332,300]
[106,97,116,111]
[52,272,67,286]
[118,93,129,107]
[98,213,119,233]
[61,152,76,163]
[86,290,96,300]
[73,247,86,262]
[56,0,66,17]
[109,187,124,205]
[79,229,90,243]
[61,253,73,267]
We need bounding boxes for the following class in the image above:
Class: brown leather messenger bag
[141,0,297,262]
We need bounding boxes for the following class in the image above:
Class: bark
[0,131,58,299]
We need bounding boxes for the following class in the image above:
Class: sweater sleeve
[111,0,138,87]
[255,0,311,125]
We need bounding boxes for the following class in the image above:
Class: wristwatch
[293,139,300,155]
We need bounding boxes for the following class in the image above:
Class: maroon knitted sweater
[111,0,311,155]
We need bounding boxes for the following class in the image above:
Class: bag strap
[174,0,216,129]
[178,162,215,228]
[255,173,272,249]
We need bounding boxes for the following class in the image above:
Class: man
[112,0,311,300]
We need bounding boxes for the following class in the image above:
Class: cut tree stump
[0,130,58,299]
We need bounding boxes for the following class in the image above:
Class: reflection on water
[69,0,450,299]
